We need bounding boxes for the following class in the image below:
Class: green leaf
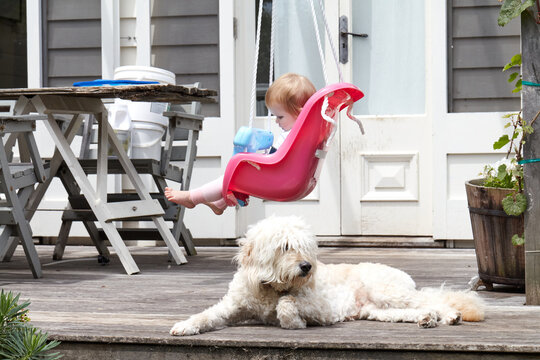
[497,164,508,180]
[498,0,535,26]
[508,72,519,82]
[502,193,527,216]
[502,112,519,118]
[523,125,534,134]
[493,134,510,150]
[512,233,525,246]
[510,53,522,66]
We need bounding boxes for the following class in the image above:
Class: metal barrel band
[468,206,521,218]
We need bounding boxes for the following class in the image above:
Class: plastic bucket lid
[114,66,176,85]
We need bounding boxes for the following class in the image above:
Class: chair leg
[0,148,42,278]
[53,220,72,261]
[82,220,110,259]
[173,207,197,256]
[56,164,110,260]
[0,232,17,262]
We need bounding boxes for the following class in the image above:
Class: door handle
[339,15,368,64]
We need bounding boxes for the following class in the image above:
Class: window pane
[448,3,520,113]
[255,0,326,116]
[0,0,27,89]
[352,0,425,115]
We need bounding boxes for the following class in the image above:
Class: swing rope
[309,0,344,84]
[248,0,265,129]
[266,0,277,130]
[309,0,328,85]
[249,0,362,134]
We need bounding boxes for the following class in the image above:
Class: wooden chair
[53,90,204,261]
[0,114,49,278]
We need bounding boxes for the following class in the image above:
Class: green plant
[480,54,536,246]
[498,0,536,26]
[0,290,61,360]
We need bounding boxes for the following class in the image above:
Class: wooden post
[522,8,540,305]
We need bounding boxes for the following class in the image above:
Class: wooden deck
[1,244,539,359]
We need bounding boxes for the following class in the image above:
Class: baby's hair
[265,73,317,117]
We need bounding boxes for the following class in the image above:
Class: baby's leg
[165,177,224,208]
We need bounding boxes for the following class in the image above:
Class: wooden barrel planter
[465,179,525,288]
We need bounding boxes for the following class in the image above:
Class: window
[448,2,520,112]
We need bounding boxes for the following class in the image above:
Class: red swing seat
[222,82,364,206]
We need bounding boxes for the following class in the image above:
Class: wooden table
[0,84,216,276]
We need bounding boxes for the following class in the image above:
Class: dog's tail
[420,286,485,322]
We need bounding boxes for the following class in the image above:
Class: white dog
[170,216,484,336]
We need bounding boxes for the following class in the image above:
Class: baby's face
[268,104,297,131]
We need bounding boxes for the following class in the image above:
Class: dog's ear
[234,238,253,267]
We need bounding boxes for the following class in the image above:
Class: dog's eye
[284,244,289,251]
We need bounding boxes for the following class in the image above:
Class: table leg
[42,113,141,275]
[102,116,187,265]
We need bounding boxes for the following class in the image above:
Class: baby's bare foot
[164,187,195,208]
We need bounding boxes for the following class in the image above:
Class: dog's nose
[299,261,312,274]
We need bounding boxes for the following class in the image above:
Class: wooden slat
[453,37,520,69]
[48,20,101,49]
[151,17,218,46]
[152,0,218,17]
[153,46,219,75]
[0,207,15,224]
[453,7,520,38]
[48,48,101,77]
[453,68,519,99]
[104,200,165,221]
[47,0,100,21]
[453,0,503,7]
[453,98,521,112]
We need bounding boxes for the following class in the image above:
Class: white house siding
[29,1,523,241]
[448,0,520,112]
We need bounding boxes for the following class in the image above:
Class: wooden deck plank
[0,245,538,356]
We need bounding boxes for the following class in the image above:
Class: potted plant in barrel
[466,54,536,290]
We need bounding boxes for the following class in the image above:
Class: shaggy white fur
[170,216,485,336]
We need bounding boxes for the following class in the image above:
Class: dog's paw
[170,321,200,336]
[440,311,462,326]
[417,313,439,328]
[280,317,307,329]
[276,295,307,329]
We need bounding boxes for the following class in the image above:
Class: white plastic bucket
[130,122,165,160]
[113,66,176,160]
[114,66,176,84]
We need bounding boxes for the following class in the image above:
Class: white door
[339,0,432,236]
[241,1,342,236]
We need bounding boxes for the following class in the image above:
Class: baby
[164,73,316,215]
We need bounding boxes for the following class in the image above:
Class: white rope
[317,0,343,83]
[266,0,277,130]
[249,0,265,128]
[309,0,328,85]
